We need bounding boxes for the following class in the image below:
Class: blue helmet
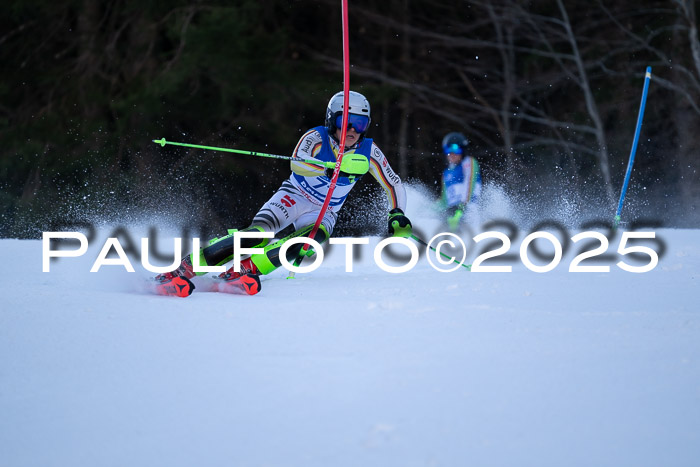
[442,132,469,156]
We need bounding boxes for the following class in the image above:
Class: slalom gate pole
[152,138,334,169]
[614,66,652,230]
[287,0,350,279]
[410,234,471,271]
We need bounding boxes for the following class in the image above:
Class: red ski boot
[214,273,261,295]
[153,256,196,297]
[218,257,259,281]
[155,256,196,283]
[153,276,195,297]
[215,258,261,295]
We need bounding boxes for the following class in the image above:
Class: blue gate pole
[614,66,652,229]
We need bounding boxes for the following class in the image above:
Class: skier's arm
[367,143,411,237]
[367,143,407,211]
[463,157,480,206]
[451,157,481,213]
[290,129,325,177]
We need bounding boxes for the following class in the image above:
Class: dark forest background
[2,0,699,238]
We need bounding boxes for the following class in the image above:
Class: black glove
[388,208,412,238]
[324,167,356,179]
[325,167,340,178]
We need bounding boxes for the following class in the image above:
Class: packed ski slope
[1,189,699,467]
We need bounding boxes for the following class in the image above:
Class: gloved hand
[447,208,464,231]
[388,208,412,238]
[324,154,370,181]
[324,167,353,179]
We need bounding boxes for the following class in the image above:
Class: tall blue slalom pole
[614,66,652,229]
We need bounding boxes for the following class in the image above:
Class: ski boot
[218,257,259,281]
[153,256,196,297]
[214,257,261,295]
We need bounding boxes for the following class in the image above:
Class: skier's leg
[154,226,270,282]
[248,223,331,275]
[248,208,337,275]
[193,226,271,273]
[200,180,313,270]
[248,180,303,233]
[155,183,302,282]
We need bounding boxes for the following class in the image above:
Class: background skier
[435,132,482,231]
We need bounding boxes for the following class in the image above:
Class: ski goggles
[443,143,463,155]
[335,113,370,133]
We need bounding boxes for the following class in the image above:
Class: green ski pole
[410,234,471,271]
[153,138,335,169]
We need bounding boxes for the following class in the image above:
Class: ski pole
[152,138,335,169]
[614,66,652,230]
[410,234,471,271]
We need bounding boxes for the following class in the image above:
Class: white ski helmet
[325,91,371,137]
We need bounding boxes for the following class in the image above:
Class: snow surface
[2,190,700,467]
